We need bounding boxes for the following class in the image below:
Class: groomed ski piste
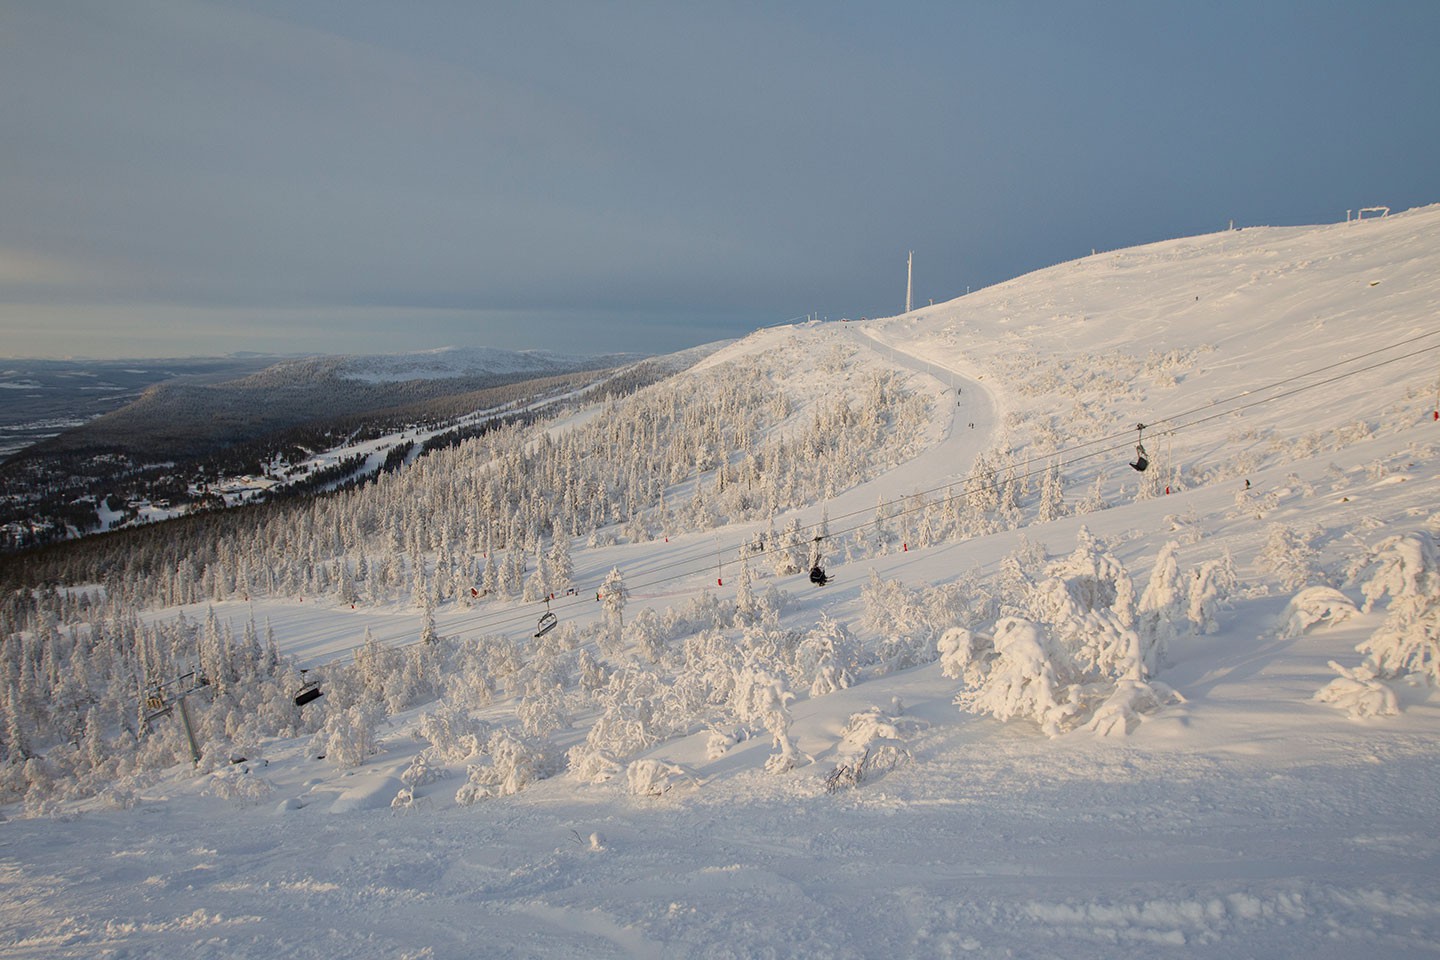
[4,205,1440,958]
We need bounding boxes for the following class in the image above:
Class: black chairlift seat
[1130,422,1149,472]
[809,565,829,586]
[534,611,558,638]
[294,681,323,707]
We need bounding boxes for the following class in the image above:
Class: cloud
[0,301,746,360]
[2,1,1437,358]
[0,247,114,290]
[2,2,606,300]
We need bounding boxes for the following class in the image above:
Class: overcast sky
[2,0,1436,360]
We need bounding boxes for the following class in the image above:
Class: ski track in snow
[5,207,1440,958]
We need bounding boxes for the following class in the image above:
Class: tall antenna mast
[906,250,913,313]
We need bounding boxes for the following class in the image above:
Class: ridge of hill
[296,345,649,384]
[0,354,286,460]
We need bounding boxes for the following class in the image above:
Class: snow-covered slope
[4,206,1439,959]
[864,203,1440,486]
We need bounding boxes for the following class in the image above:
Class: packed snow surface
[4,206,1440,958]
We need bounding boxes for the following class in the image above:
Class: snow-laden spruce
[824,705,915,793]
[1315,531,1440,718]
[939,529,1220,737]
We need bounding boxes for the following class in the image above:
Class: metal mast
[906,250,913,313]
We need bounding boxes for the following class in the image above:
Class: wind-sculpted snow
[4,206,1440,957]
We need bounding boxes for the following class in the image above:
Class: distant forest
[0,352,702,554]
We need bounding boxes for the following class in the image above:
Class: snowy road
[817,323,999,529]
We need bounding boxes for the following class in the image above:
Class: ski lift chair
[534,598,558,638]
[808,534,830,585]
[1130,423,1150,472]
[294,680,323,707]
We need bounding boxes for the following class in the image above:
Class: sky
[1,0,1437,361]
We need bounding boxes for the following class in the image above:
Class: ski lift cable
[1146,340,1440,438]
[529,426,1129,609]
[379,337,1440,648]
[822,340,1440,542]
[376,325,1394,650]
[1147,326,1440,431]
[445,334,1440,625]
[626,337,1440,591]
[300,336,1440,657]
[820,436,1131,545]
[791,334,1440,540]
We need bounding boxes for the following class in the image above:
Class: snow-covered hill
[3,206,1439,958]
[865,205,1438,478]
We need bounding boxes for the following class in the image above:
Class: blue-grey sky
[2,0,1436,359]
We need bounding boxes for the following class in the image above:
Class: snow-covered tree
[456,729,550,802]
[599,567,628,658]
[947,528,1180,737]
[567,667,668,781]
[419,593,438,646]
[516,686,569,739]
[481,551,500,599]
[1257,523,1324,591]
[522,546,548,602]
[954,617,1079,737]
[1313,661,1399,718]
[1187,551,1237,635]
[733,667,805,773]
[1280,586,1358,639]
[793,615,858,697]
[733,556,757,627]
[774,517,804,576]
[1086,677,1184,737]
[315,700,385,769]
[548,535,574,596]
[338,558,358,605]
[416,702,489,762]
[1043,526,1135,626]
[1134,541,1186,675]
[1314,533,1440,718]
[825,707,911,791]
[1352,532,1440,682]
[860,569,934,666]
[626,758,695,797]
[1036,458,1066,523]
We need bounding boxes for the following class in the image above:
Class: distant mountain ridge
[321,345,653,382]
[15,346,651,462]
[0,342,733,550]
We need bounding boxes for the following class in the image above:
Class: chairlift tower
[143,670,211,765]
